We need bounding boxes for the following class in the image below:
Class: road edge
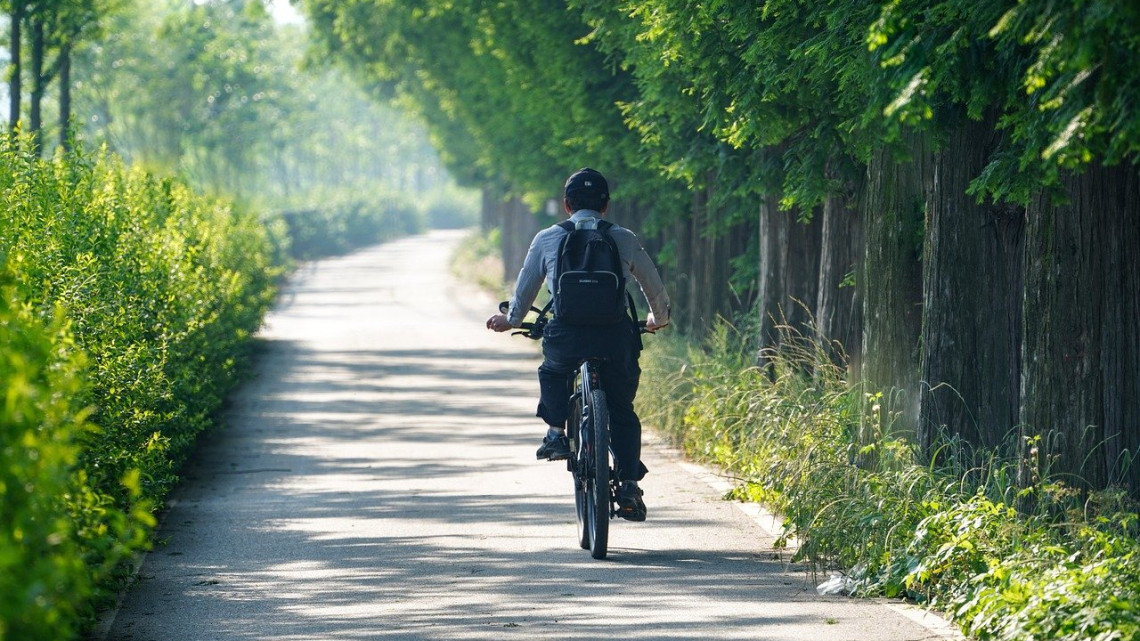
[642,430,966,640]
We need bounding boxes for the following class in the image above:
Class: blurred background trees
[4,0,460,210]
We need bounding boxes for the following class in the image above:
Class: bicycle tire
[587,388,611,559]
[570,394,590,550]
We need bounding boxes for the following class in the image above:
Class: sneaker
[536,434,571,461]
[616,481,647,521]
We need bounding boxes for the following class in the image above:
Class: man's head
[563,167,609,213]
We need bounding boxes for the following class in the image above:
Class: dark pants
[536,318,646,482]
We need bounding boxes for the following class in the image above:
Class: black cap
[563,167,609,201]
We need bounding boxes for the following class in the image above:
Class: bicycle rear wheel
[586,388,611,559]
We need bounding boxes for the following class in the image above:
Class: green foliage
[0,288,95,641]
[303,0,677,209]
[422,188,480,230]
[868,0,1140,203]
[639,317,1140,640]
[0,134,280,639]
[72,0,453,205]
[449,227,507,296]
[275,194,423,261]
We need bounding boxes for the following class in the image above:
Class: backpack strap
[557,217,613,233]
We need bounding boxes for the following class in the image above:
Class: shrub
[423,188,479,229]
[0,137,280,638]
[276,194,423,260]
[0,286,92,641]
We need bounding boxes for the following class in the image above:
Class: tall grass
[638,316,1140,641]
[450,227,509,295]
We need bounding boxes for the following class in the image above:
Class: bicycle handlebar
[498,301,659,340]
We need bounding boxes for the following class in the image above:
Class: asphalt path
[101,230,957,641]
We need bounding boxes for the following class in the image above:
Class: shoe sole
[617,508,646,522]
[616,502,647,521]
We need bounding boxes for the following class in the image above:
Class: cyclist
[486,168,670,521]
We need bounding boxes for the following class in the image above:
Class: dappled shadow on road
[108,333,910,641]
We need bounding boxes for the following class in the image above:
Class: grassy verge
[450,227,510,296]
[637,318,1140,641]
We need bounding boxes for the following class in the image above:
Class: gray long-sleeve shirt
[507,210,671,327]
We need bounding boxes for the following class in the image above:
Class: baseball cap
[563,167,609,201]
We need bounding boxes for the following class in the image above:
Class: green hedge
[277,195,423,260]
[0,138,281,640]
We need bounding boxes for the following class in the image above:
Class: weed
[638,314,1140,640]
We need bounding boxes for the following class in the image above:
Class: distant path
[103,230,956,641]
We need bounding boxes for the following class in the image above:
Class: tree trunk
[8,1,23,133]
[499,196,541,283]
[757,195,822,360]
[480,187,496,233]
[29,15,44,153]
[860,131,930,437]
[816,181,864,375]
[919,114,1024,458]
[59,41,71,151]
[669,201,694,333]
[1020,162,1140,496]
[687,183,741,333]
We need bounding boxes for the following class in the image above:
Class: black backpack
[553,218,626,325]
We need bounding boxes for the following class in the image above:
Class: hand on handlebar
[644,312,668,333]
[486,313,514,333]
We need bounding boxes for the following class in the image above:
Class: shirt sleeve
[507,230,549,327]
[613,228,671,326]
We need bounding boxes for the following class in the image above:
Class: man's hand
[645,312,668,333]
[486,313,514,332]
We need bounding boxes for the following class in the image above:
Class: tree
[301,0,1140,496]
[872,0,1140,494]
[6,0,24,134]
[4,0,105,151]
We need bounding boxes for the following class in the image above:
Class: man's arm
[487,229,548,332]
[614,229,671,329]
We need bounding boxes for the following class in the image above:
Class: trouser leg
[536,356,576,428]
[536,320,646,480]
[602,340,645,481]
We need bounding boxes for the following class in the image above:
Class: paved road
[102,230,956,641]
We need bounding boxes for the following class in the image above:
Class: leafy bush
[422,188,480,229]
[0,137,280,639]
[276,194,423,260]
[638,317,1140,640]
[1,287,92,640]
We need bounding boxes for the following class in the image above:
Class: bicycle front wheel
[586,388,611,560]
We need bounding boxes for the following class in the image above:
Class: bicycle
[499,300,650,559]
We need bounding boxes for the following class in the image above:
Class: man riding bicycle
[486,168,670,521]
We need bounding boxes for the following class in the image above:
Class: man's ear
[563,197,572,214]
